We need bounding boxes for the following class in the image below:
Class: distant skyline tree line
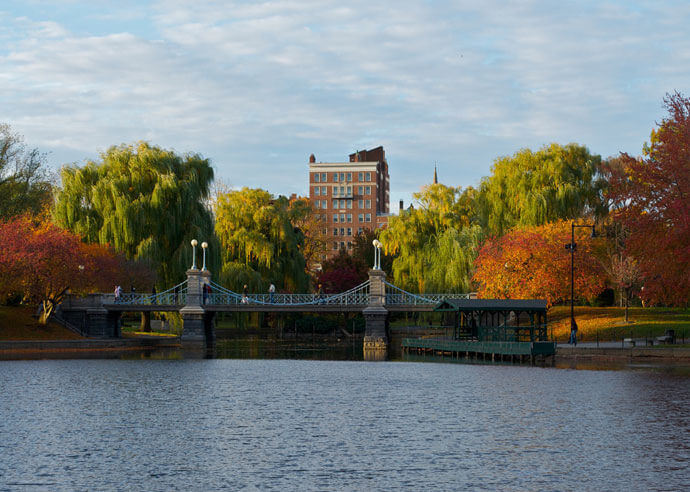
[0,92,688,316]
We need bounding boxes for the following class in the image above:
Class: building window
[358,172,364,182]
[340,228,345,236]
[358,213,364,222]
[340,241,345,250]
[321,200,327,209]
[366,172,371,181]
[339,200,346,208]
[333,173,339,182]
[314,201,320,209]
[322,228,328,235]
[347,214,352,222]
[333,242,338,250]
[314,173,320,183]
[346,186,352,196]
[321,186,327,195]
[340,186,345,196]
[365,199,371,209]
[332,200,338,209]
[358,227,363,234]
[347,227,352,236]
[365,186,371,195]
[365,213,371,222]
[358,199,364,208]
[347,173,352,181]
[340,214,345,223]
[347,201,352,209]
[334,215,338,223]
[347,241,352,249]
[358,186,363,195]
[314,187,320,196]
[321,173,327,182]
[339,172,345,182]
[333,228,338,236]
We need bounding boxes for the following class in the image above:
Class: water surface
[1,359,688,491]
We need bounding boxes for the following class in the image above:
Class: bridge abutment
[363,269,388,361]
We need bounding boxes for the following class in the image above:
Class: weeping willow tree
[477,143,606,236]
[379,183,482,293]
[214,188,309,293]
[53,142,218,288]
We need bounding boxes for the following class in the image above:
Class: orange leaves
[472,220,606,306]
[0,215,143,304]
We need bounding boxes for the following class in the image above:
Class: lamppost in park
[201,241,208,271]
[372,239,382,270]
[190,239,198,269]
[564,222,597,344]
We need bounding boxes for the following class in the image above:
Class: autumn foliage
[472,220,606,306]
[606,93,690,306]
[0,216,151,322]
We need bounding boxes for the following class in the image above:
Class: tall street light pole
[565,222,597,344]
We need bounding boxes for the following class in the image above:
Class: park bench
[623,337,655,347]
[656,330,676,345]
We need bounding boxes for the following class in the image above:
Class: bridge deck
[103,303,436,313]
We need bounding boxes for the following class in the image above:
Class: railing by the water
[206,280,370,306]
[383,281,473,305]
[104,280,189,306]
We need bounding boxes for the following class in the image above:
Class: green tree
[53,142,218,287]
[214,188,309,293]
[379,183,482,293]
[477,143,605,236]
[0,124,53,218]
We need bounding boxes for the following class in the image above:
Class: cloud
[1,0,689,202]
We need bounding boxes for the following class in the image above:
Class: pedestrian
[173,285,179,304]
[152,286,157,305]
[269,283,275,303]
[114,285,122,302]
[242,284,249,304]
[317,284,323,303]
[569,319,578,346]
[203,283,211,305]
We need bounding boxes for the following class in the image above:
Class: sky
[2,0,689,207]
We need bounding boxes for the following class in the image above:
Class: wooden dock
[402,337,556,365]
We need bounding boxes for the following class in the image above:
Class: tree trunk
[140,311,151,332]
[38,300,53,325]
[624,293,629,323]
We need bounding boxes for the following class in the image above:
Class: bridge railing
[104,291,187,306]
[383,281,473,305]
[207,279,370,306]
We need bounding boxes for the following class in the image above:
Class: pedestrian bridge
[100,278,472,313]
[58,266,474,358]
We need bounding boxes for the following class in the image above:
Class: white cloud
[1,0,689,202]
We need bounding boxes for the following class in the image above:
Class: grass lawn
[0,305,84,340]
[548,306,690,342]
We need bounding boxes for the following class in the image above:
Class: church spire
[433,164,438,184]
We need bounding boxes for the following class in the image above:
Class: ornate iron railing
[207,280,370,306]
[106,280,188,306]
[383,281,473,305]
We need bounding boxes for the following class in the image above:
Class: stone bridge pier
[363,269,388,361]
[180,267,215,346]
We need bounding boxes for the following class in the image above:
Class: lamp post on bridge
[190,239,198,270]
[372,239,382,270]
[564,222,597,345]
[201,241,208,271]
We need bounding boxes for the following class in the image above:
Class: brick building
[308,146,390,259]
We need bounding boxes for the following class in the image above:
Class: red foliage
[317,250,367,293]
[606,93,690,306]
[0,216,152,308]
[472,220,606,306]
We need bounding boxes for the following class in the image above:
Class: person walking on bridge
[269,283,275,303]
[242,284,249,304]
